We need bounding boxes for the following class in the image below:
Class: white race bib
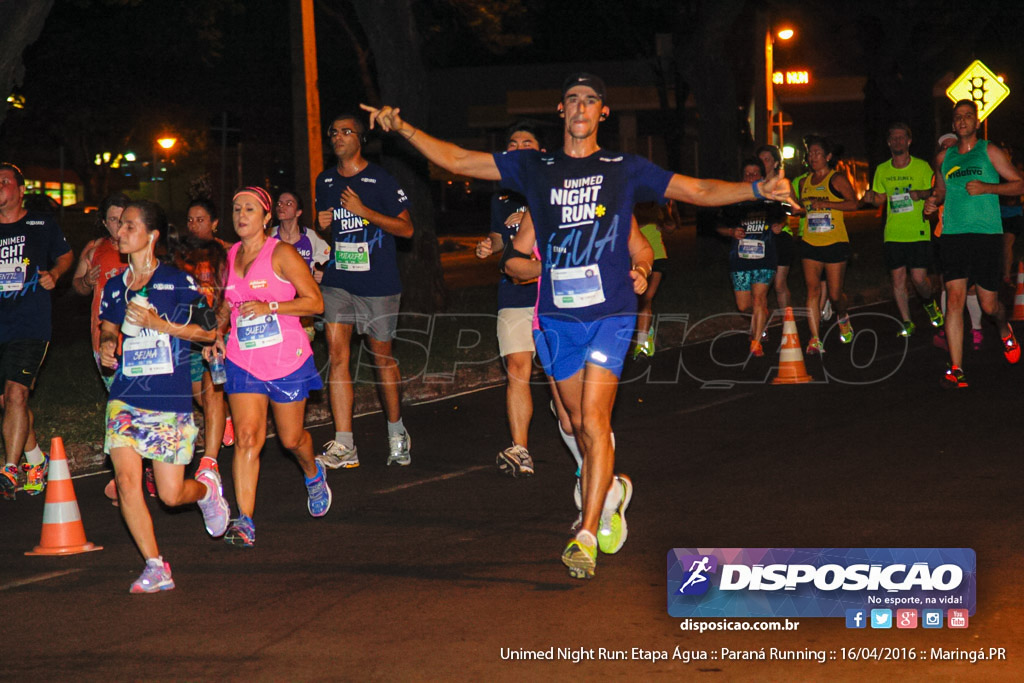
[889,192,913,214]
[335,241,370,271]
[737,239,766,259]
[122,334,174,376]
[807,212,834,233]
[236,313,284,349]
[551,264,606,309]
[0,263,26,292]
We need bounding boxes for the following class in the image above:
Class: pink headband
[233,186,272,213]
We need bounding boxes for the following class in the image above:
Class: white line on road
[0,569,83,592]
[675,392,753,415]
[374,465,490,495]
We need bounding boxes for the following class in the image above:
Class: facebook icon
[845,609,867,629]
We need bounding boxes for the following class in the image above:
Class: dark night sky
[5,0,1024,189]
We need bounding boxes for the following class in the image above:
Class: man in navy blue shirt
[314,114,415,470]
[363,74,791,579]
[0,162,73,500]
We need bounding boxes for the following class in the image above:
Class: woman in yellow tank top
[799,135,860,353]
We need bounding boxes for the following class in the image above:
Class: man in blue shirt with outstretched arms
[362,73,791,580]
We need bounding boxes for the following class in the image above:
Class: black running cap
[561,73,606,100]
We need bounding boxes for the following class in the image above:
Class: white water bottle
[120,286,151,337]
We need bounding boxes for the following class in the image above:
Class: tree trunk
[0,1,54,130]
[351,0,447,313]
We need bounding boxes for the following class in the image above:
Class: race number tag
[236,313,284,349]
[807,212,834,233]
[551,264,606,309]
[122,334,174,376]
[890,192,913,214]
[737,239,766,259]
[335,241,370,272]
[0,263,26,292]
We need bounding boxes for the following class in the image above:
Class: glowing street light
[762,22,796,145]
[157,137,177,150]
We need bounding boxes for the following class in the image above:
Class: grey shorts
[321,286,400,341]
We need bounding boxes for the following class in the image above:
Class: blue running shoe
[305,460,332,518]
[225,515,255,547]
[130,558,174,594]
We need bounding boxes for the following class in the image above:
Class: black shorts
[652,258,669,276]
[0,339,49,389]
[938,233,1002,291]
[775,231,795,267]
[801,241,851,264]
[884,241,932,271]
[1002,214,1023,237]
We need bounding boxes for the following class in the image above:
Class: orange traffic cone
[1011,261,1024,321]
[25,437,102,556]
[772,307,813,385]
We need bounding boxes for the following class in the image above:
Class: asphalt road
[1,301,1020,680]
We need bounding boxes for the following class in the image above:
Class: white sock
[940,290,947,314]
[966,294,982,329]
[24,445,44,466]
[603,476,623,510]
[146,556,163,567]
[575,530,597,547]
[560,427,583,472]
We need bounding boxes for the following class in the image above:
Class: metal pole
[301,0,323,205]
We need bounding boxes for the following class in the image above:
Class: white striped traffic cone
[25,437,102,556]
[772,307,813,385]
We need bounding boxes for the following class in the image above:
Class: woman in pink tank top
[204,187,331,547]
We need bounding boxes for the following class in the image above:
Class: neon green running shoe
[924,300,944,328]
[562,537,597,580]
[897,320,916,338]
[838,316,854,344]
[598,475,633,554]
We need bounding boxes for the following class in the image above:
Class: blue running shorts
[225,356,323,403]
[535,314,636,381]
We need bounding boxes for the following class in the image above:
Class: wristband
[752,181,765,200]
[269,301,279,313]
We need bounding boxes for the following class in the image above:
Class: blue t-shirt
[491,191,536,310]
[0,211,71,343]
[99,264,204,413]
[316,163,409,296]
[493,149,672,320]
[719,200,787,272]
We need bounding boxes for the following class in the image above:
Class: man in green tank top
[925,100,1024,387]
[863,122,943,337]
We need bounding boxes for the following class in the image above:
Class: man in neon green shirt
[863,122,943,337]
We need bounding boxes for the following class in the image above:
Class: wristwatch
[269,301,279,313]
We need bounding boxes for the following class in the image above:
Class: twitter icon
[870,609,892,629]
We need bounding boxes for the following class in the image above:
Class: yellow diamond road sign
[946,60,1009,122]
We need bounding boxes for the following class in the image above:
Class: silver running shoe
[387,431,412,466]
[319,440,359,469]
[495,444,534,477]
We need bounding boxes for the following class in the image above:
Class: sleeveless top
[89,237,127,353]
[800,170,849,246]
[224,237,312,380]
[941,140,1001,235]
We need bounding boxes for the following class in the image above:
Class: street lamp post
[755,13,794,147]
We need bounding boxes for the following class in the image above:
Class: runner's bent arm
[270,242,324,317]
[628,217,654,295]
[71,239,99,295]
[977,144,1024,197]
[924,150,948,215]
[361,104,501,181]
[504,211,541,282]
[340,186,414,238]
